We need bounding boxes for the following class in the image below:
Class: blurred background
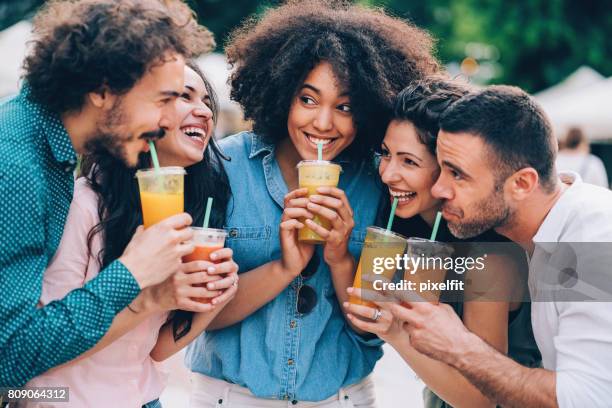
[1,0,611,405]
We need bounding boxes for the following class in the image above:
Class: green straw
[148,141,160,171]
[429,211,442,241]
[386,197,399,231]
[202,197,213,228]
[317,142,323,161]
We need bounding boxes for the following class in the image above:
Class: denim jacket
[186,131,383,402]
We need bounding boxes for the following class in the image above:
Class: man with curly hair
[185,0,439,405]
[0,0,212,388]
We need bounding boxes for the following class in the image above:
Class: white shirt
[556,151,609,188]
[530,172,612,408]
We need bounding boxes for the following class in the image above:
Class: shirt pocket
[348,227,367,259]
[224,225,273,273]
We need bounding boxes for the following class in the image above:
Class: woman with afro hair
[185,1,439,406]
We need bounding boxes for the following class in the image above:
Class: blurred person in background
[556,127,608,188]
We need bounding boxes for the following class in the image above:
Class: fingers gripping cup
[182,227,228,303]
[136,167,186,228]
[349,226,407,308]
[404,237,454,304]
[297,160,342,244]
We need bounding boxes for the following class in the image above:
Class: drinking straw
[148,141,160,172]
[385,197,399,231]
[203,197,213,228]
[429,211,442,241]
[317,142,323,161]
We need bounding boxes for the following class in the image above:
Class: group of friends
[1,1,612,407]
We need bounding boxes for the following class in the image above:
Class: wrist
[447,330,482,369]
[274,260,300,282]
[327,253,354,272]
[131,288,159,314]
[119,254,147,289]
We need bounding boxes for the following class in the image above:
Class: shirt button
[229,228,238,238]
[68,158,76,165]
[64,166,72,173]
[290,321,296,329]
[287,358,294,366]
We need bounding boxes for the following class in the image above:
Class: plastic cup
[182,227,228,303]
[404,237,454,304]
[297,160,342,244]
[349,226,407,308]
[136,167,186,228]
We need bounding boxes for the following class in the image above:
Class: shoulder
[218,131,256,159]
[0,93,40,163]
[71,177,100,220]
[561,182,612,240]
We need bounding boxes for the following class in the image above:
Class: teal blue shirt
[0,86,141,387]
[186,132,384,402]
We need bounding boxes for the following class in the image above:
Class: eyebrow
[185,85,196,93]
[300,83,349,98]
[442,160,471,180]
[159,90,180,98]
[382,142,423,163]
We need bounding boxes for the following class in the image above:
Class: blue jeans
[142,399,162,408]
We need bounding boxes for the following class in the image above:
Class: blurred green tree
[1,0,610,92]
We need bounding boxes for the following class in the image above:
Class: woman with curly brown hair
[185,1,439,406]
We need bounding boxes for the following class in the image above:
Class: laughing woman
[184,1,439,406]
[23,62,238,408]
[344,78,541,408]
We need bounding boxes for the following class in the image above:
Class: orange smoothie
[349,227,407,308]
[183,244,223,303]
[140,191,183,228]
[182,227,228,304]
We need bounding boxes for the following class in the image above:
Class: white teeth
[390,190,416,202]
[307,134,334,145]
[182,127,205,138]
[389,189,416,198]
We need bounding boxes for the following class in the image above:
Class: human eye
[337,103,351,113]
[300,95,316,105]
[181,92,192,101]
[403,158,419,167]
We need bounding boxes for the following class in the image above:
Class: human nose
[312,107,333,132]
[431,171,453,200]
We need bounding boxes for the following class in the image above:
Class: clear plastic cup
[404,237,454,303]
[297,160,342,243]
[182,227,228,303]
[136,166,186,228]
[349,226,407,308]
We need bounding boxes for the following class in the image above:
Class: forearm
[151,305,225,361]
[388,334,495,408]
[0,260,139,387]
[206,260,293,330]
[450,332,557,408]
[61,296,156,366]
[328,255,366,334]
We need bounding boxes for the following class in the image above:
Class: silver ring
[372,308,382,321]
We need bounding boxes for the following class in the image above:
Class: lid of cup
[296,160,342,170]
[135,166,186,177]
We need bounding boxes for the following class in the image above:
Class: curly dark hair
[226,0,439,159]
[392,77,471,156]
[23,0,214,114]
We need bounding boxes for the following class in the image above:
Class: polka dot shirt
[0,86,140,387]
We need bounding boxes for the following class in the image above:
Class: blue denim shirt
[186,131,384,401]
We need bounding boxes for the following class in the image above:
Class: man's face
[431,131,514,238]
[88,54,185,167]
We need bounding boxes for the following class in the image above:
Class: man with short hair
[0,0,213,387]
[387,85,612,407]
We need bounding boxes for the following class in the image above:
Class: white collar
[532,171,582,252]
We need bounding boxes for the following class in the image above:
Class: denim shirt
[186,131,384,402]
